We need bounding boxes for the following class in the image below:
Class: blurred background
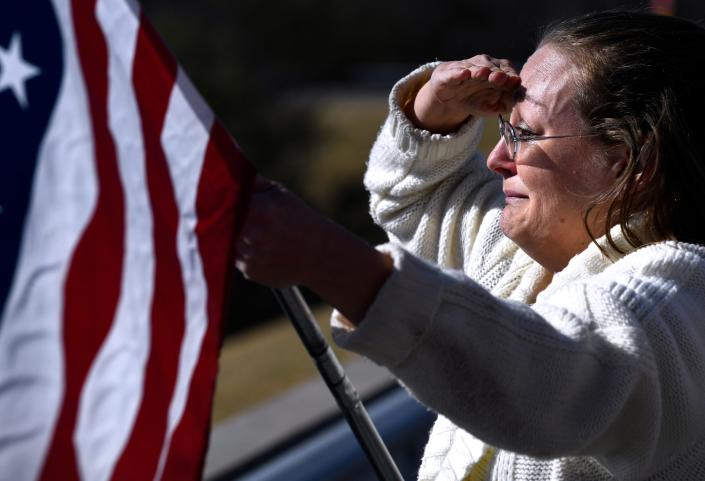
[136,0,704,479]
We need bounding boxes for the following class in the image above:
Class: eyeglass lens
[498,116,516,159]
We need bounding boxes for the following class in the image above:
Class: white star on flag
[0,32,41,109]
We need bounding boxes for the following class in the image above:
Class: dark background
[138,0,705,335]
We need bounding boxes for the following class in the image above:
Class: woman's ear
[634,135,658,188]
[608,143,629,178]
[608,136,657,186]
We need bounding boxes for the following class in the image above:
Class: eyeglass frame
[498,114,599,160]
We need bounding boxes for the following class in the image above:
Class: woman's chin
[499,205,526,242]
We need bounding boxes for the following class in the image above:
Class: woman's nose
[486,139,517,178]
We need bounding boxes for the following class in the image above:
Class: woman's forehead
[517,45,583,126]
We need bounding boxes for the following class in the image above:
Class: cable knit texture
[331,64,705,481]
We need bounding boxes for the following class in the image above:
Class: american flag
[0,0,254,480]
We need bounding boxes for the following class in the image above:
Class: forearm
[302,218,393,324]
[365,64,509,271]
[365,64,486,199]
[366,101,499,267]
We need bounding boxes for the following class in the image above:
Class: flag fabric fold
[0,1,255,479]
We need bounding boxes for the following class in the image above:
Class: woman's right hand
[235,176,393,324]
[407,55,521,134]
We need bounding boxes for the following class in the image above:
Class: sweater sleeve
[365,63,515,286]
[332,242,705,479]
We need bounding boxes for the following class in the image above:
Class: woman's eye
[516,126,536,137]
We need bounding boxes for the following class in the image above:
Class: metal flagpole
[272,286,405,481]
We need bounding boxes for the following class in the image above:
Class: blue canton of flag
[0,1,63,324]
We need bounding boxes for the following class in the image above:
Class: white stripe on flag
[74,2,152,480]
[0,1,97,480]
[154,69,215,481]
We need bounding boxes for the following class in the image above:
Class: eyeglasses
[498,114,598,160]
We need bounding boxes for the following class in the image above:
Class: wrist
[303,221,392,324]
[411,82,471,134]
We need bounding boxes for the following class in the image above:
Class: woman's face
[486,44,619,272]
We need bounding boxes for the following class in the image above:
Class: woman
[235,11,705,480]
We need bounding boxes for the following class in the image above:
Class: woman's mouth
[503,189,528,203]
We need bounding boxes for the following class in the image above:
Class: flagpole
[272,287,405,481]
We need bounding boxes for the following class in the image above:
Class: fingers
[438,65,473,86]
[466,54,519,77]
[486,69,520,90]
[234,183,282,282]
[494,57,519,77]
[466,64,519,91]
[233,183,326,287]
[438,55,521,91]
[469,89,516,114]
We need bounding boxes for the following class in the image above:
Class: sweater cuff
[332,243,444,367]
[386,63,485,165]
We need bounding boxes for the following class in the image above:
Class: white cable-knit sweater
[332,64,705,480]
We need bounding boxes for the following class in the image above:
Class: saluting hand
[408,54,521,134]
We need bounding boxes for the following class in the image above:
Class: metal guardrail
[212,385,435,481]
[205,358,397,479]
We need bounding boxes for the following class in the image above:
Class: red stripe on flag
[159,122,255,480]
[39,0,126,479]
[109,12,184,481]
